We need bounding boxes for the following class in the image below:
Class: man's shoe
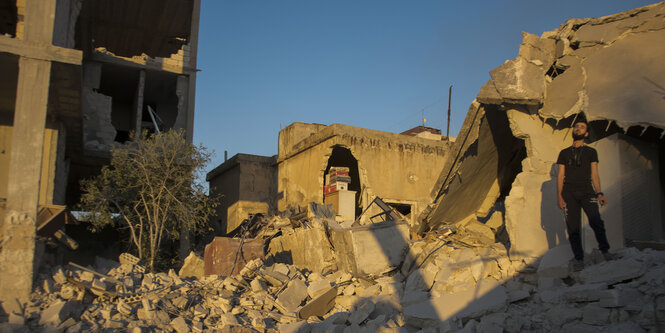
[603,252,617,261]
[571,260,585,272]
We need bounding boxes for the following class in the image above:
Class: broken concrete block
[268,227,337,274]
[39,300,78,326]
[251,278,268,293]
[485,211,504,231]
[405,262,438,291]
[116,300,133,316]
[404,279,506,327]
[342,284,355,296]
[573,19,629,46]
[278,320,309,333]
[323,312,349,325]
[544,304,583,326]
[489,57,546,105]
[507,290,530,303]
[219,313,239,326]
[477,80,504,105]
[277,279,309,313]
[598,288,642,308]
[79,271,94,282]
[357,283,381,298]
[273,263,291,276]
[582,303,610,325]
[580,258,646,285]
[262,270,289,287]
[170,316,189,333]
[179,252,205,279]
[561,283,607,302]
[477,312,507,333]
[537,244,573,279]
[518,32,556,68]
[540,65,585,119]
[91,278,107,291]
[538,290,562,304]
[537,277,563,291]
[298,286,338,320]
[329,220,409,276]
[348,300,375,325]
[469,255,485,282]
[307,279,332,299]
[8,312,24,325]
[43,278,54,294]
[463,221,495,244]
[53,267,67,285]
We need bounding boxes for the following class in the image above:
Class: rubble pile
[4,230,665,332]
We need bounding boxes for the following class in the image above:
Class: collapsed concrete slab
[404,279,507,327]
[424,1,665,263]
[329,220,410,276]
[267,227,336,274]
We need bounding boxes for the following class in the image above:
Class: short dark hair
[573,118,588,127]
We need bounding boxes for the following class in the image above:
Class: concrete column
[0,0,56,309]
[133,70,146,138]
[0,57,52,307]
[184,0,201,143]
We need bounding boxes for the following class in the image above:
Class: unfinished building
[0,0,201,307]
[207,123,453,234]
[423,1,665,261]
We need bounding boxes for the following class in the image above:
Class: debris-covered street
[15,214,665,331]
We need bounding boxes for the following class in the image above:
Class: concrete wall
[503,109,570,260]
[207,154,275,234]
[277,123,451,229]
[581,134,663,253]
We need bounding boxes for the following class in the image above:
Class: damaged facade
[207,122,454,234]
[0,0,200,306]
[424,1,665,261]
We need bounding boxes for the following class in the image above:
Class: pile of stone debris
[2,229,665,332]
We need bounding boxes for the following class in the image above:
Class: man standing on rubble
[556,118,612,271]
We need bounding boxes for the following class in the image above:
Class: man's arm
[557,164,566,210]
[591,161,607,206]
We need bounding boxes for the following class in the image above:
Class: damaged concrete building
[424,1,665,261]
[207,122,454,234]
[0,0,200,306]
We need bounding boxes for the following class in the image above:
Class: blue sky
[194,0,658,172]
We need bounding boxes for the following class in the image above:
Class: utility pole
[447,85,452,138]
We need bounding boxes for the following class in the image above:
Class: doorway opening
[324,146,362,217]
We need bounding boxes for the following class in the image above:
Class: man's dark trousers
[562,187,610,260]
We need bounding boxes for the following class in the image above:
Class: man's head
[572,118,589,141]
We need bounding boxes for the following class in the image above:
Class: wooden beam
[0,35,82,65]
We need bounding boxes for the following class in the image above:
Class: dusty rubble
[2,218,665,332]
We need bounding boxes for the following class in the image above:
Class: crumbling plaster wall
[426,2,665,262]
[277,123,450,227]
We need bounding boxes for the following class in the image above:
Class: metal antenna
[447,85,452,138]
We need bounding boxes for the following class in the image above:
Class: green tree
[79,130,216,271]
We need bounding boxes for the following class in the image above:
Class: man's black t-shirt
[556,145,598,190]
